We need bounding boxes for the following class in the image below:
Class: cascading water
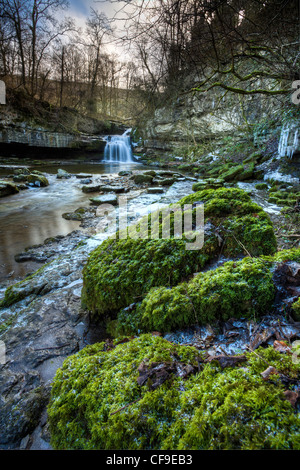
[278,123,299,158]
[103,129,134,163]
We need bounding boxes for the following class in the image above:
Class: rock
[0,180,19,197]
[143,170,157,177]
[222,165,244,182]
[17,184,29,191]
[79,179,92,185]
[13,174,28,183]
[159,178,176,186]
[99,185,125,193]
[118,171,132,177]
[26,174,49,187]
[75,174,93,179]
[14,168,30,176]
[90,194,118,206]
[82,185,102,193]
[131,174,154,184]
[62,208,89,221]
[57,169,71,179]
[147,187,164,194]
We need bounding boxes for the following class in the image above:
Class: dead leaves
[283,390,299,408]
[137,360,198,390]
[204,354,247,369]
[273,340,292,354]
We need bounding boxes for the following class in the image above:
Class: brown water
[0,161,143,282]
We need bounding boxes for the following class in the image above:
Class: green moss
[81,238,211,317]
[48,335,300,450]
[292,298,300,321]
[82,188,277,319]
[27,174,49,186]
[255,183,268,190]
[117,256,276,334]
[0,262,50,309]
[222,165,244,182]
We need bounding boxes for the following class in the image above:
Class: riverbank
[0,153,299,449]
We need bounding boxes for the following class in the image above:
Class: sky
[66,0,132,56]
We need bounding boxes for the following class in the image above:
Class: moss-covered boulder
[26,174,49,187]
[117,256,275,334]
[81,238,212,317]
[115,248,300,335]
[222,164,244,182]
[48,334,300,450]
[192,178,224,191]
[81,188,277,320]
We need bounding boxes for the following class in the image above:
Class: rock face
[141,80,284,151]
[0,88,124,156]
[0,240,108,449]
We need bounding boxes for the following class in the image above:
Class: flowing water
[103,129,135,163]
[0,161,142,282]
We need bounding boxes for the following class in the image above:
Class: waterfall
[278,123,299,158]
[103,129,134,163]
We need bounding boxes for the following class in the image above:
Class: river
[0,161,145,282]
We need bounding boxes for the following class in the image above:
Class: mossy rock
[239,163,255,181]
[0,180,19,197]
[132,174,154,184]
[222,165,244,182]
[192,178,224,191]
[81,188,277,320]
[48,334,300,450]
[255,183,268,190]
[81,238,212,317]
[116,256,276,334]
[27,174,49,187]
[116,248,300,335]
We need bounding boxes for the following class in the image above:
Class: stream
[0,161,145,282]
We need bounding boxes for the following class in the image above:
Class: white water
[278,123,299,158]
[103,129,134,163]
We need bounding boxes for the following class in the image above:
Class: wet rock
[159,178,176,186]
[0,180,19,197]
[75,174,93,179]
[118,170,132,177]
[13,174,28,183]
[131,174,154,184]
[90,194,118,206]
[82,184,102,193]
[16,184,29,191]
[147,187,164,194]
[79,178,92,185]
[26,174,49,187]
[57,169,71,179]
[143,170,157,177]
[99,185,125,193]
